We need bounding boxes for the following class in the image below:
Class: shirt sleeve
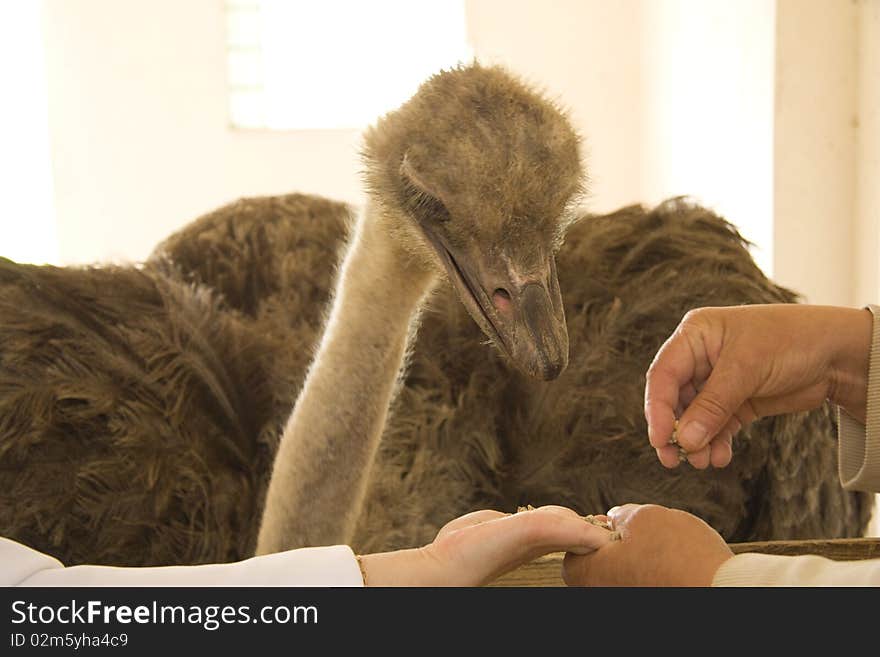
[837,304,880,492]
[0,537,364,587]
[712,552,880,586]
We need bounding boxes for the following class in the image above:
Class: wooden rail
[489,538,880,586]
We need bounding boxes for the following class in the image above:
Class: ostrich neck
[256,205,435,554]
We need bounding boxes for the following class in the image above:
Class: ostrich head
[362,63,584,381]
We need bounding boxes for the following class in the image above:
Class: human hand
[645,304,872,469]
[358,505,613,586]
[562,504,734,587]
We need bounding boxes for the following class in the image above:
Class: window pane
[226,0,472,130]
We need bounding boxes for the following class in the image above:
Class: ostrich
[255,64,578,553]
[0,63,870,567]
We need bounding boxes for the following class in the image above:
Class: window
[225,0,472,130]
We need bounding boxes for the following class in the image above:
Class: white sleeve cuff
[712,552,880,586]
[1,537,364,587]
[836,303,880,492]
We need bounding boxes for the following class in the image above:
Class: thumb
[676,356,751,451]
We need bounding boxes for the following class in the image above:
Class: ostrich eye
[401,175,451,225]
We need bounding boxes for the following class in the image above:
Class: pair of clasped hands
[360,305,872,587]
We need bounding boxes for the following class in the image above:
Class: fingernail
[607,506,620,516]
[679,421,708,449]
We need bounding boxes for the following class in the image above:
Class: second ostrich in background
[0,63,870,566]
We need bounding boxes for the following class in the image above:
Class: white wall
[855,0,880,307]
[639,0,776,275]
[0,1,57,265]
[42,0,364,265]
[774,0,859,307]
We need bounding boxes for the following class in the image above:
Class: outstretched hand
[359,505,613,586]
[645,304,872,469]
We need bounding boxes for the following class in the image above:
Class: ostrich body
[0,65,871,566]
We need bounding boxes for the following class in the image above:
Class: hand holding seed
[644,305,873,469]
[358,504,612,586]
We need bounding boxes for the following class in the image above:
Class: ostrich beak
[420,225,569,380]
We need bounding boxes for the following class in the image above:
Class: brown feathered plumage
[0,195,869,565]
[0,64,871,565]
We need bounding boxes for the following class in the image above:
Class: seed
[669,418,680,445]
